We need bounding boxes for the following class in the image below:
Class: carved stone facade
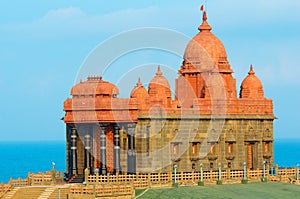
[63,11,275,177]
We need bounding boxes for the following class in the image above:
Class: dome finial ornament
[137,77,142,87]
[198,11,212,32]
[248,65,255,75]
[156,65,163,76]
[203,11,207,22]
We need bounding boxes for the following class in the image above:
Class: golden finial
[156,65,163,76]
[137,77,142,87]
[248,65,255,75]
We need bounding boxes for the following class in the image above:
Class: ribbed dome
[183,12,230,72]
[71,76,119,96]
[240,65,264,99]
[148,66,171,98]
[130,78,149,99]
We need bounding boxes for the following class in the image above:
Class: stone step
[3,187,20,199]
[48,185,70,199]
[37,187,56,199]
[11,187,46,199]
[69,174,84,184]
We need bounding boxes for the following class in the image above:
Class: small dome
[71,76,119,96]
[240,65,264,99]
[130,77,149,99]
[183,12,231,72]
[148,65,171,98]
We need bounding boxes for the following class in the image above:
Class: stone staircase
[10,187,46,199]
[37,187,55,199]
[2,185,71,199]
[47,186,70,199]
[69,174,84,184]
[2,187,20,199]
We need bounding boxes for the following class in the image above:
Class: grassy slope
[139,183,300,199]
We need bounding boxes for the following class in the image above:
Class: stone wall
[134,114,274,173]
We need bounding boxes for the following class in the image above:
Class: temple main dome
[183,12,229,72]
[71,76,119,96]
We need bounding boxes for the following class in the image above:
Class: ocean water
[274,139,300,168]
[0,139,299,183]
[0,141,65,183]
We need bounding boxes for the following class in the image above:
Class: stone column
[114,125,121,174]
[84,134,91,169]
[71,128,78,175]
[100,125,107,175]
[127,123,136,174]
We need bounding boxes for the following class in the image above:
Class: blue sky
[0,0,300,141]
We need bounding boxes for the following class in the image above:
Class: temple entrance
[247,144,253,169]
[246,143,258,170]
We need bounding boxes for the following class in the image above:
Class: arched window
[192,143,197,155]
[173,143,179,156]
[210,143,216,154]
[228,143,233,154]
[265,142,270,153]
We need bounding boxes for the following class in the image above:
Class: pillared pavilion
[63,11,275,178]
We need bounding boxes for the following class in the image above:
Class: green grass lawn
[137,182,300,199]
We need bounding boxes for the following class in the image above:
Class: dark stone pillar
[100,125,107,175]
[114,125,121,174]
[146,125,150,156]
[71,128,78,175]
[127,124,136,174]
[84,134,91,170]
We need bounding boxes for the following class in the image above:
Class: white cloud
[2,1,300,39]
[0,6,160,39]
[42,7,85,21]
[1,2,300,86]
[209,0,300,28]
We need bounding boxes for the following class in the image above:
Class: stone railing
[5,170,64,187]
[86,166,300,188]
[28,170,64,185]
[70,183,134,198]
[0,183,13,198]
[0,170,65,199]
[8,177,29,187]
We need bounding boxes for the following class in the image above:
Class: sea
[0,139,299,183]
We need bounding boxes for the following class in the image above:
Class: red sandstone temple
[63,12,275,178]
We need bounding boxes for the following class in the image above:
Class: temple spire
[198,11,212,32]
[248,65,255,75]
[156,65,163,76]
[203,11,207,21]
[136,77,142,87]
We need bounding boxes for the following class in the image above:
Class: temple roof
[130,77,148,99]
[240,65,264,99]
[148,65,171,92]
[63,7,274,124]
[70,76,119,96]
[148,65,172,105]
[183,11,230,72]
